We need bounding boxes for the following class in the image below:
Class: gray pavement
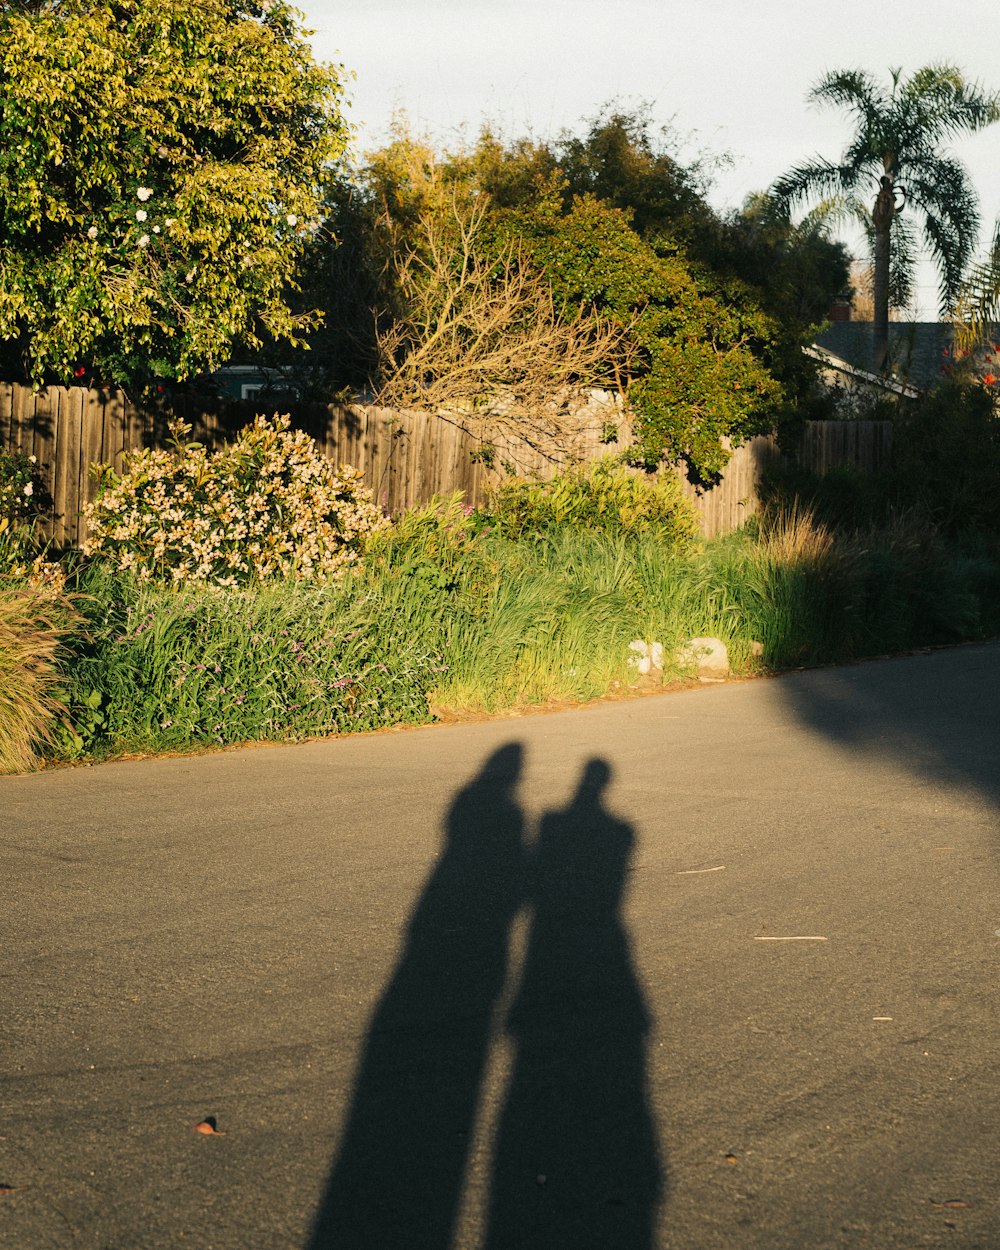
[2,643,999,1249]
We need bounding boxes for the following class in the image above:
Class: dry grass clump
[0,585,76,773]
[754,504,836,565]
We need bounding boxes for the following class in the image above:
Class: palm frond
[770,158,864,212]
[887,214,918,309]
[810,69,887,141]
[854,202,918,310]
[899,64,1000,145]
[952,219,1000,353]
[903,151,981,308]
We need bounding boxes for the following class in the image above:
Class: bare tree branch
[371,190,636,464]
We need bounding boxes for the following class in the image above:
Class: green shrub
[891,381,1000,534]
[0,445,58,584]
[56,562,444,757]
[695,508,997,668]
[483,456,699,543]
[82,414,388,587]
[761,382,1000,539]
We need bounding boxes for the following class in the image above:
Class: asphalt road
[2,644,999,1250]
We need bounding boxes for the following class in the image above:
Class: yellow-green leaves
[0,0,349,390]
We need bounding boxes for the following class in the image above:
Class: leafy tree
[0,0,348,391]
[489,192,783,476]
[771,65,1000,371]
[457,115,848,455]
[545,105,716,246]
[371,191,635,462]
[316,122,790,477]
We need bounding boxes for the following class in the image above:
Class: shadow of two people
[309,743,663,1250]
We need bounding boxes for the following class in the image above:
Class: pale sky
[301,0,1000,319]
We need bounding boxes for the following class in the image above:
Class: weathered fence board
[1,382,893,547]
[799,419,893,475]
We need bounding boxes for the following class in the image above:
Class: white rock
[677,636,729,677]
[627,640,664,676]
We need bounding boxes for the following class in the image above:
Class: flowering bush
[82,415,388,586]
[0,446,46,523]
[0,447,62,587]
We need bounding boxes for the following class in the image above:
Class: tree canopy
[311,114,849,477]
[0,0,349,390]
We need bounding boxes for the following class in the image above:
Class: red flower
[74,366,86,377]
[982,373,997,386]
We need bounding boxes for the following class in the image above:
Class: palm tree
[953,218,1000,356]
[772,66,1000,372]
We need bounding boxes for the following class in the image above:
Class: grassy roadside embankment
[3,503,998,771]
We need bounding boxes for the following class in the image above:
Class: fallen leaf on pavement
[193,1118,226,1136]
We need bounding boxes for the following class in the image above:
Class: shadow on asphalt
[774,644,1000,814]
[308,745,663,1250]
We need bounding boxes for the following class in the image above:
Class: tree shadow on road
[774,643,1000,812]
[308,747,663,1250]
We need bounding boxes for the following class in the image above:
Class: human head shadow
[308,742,527,1250]
[485,757,664,1250]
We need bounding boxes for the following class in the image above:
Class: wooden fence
[0,382,892,547]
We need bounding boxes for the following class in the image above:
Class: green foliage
[20,495,998,767]
[526,105,715,245]
[315,119,798,476]
[0,444,44,522]
[890,381,1000,533]
[483,457,699,543]
[82,415,388,586]
[0,0,348,390]
[0,444,59,582]
[464,114,848,458]
[709,509,990,667]
[952,217,1000,356]
[56,562,443,757]
[761,381,1000,537]
[483,193,783,474]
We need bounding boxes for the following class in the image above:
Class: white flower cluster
[82,415,388,587]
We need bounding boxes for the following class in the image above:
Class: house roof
[803,344,920,399]
[813,322,956,391]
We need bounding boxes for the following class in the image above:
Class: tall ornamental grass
[0,585,76,773]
